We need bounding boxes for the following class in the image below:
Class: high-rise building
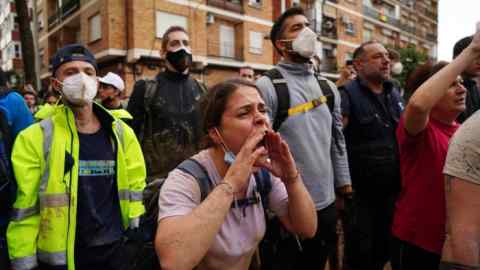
[36,0,277,95]
[0,0,24,73]
[305,0,438,74]
[34,0,438,94]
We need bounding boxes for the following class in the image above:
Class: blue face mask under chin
[215,127,236,165]
[224,150,236,165]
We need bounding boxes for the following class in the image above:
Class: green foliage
[395,45,429,100]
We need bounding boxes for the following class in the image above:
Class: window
[219,25,235,58]
[248,0,262,7]
[156,11,187,38]
[89,13,101,42]
[39,47,45,67]
[37,12,44,31]
[249,31,263,54]
[14,44,21,58]
[345,22,355,35]
[363,28,372,42]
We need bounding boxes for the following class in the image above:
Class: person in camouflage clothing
[128,26,206,181]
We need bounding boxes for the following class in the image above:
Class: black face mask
[166,48,193,73]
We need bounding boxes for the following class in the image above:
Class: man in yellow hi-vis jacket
[7,44,146,270]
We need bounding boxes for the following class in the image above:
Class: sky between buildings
[438,0,479,61]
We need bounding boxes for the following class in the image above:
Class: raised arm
[404,31,480,135]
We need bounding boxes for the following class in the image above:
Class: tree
[15,0,37,89]
[395,45,429,101]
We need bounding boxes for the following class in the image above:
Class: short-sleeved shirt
[444,111,480,184]
[392,116,459,254]
[158,150,289,270]
[75,127,123,248]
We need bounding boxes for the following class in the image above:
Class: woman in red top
[391,32,480,270]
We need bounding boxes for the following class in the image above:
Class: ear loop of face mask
[52,78,65,101]
[214,127,236,165]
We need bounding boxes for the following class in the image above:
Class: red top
[392,116,459,254]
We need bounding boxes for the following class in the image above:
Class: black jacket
[457,77,480,123]
[340,78,404,196]
[127,70,205,179]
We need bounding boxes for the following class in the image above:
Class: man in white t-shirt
[442,111,480,269]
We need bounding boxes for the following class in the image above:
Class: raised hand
[223,128,268,193]
[256,130,299,185]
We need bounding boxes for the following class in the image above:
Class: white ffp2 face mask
[58,72,98,106]
[291,27,320,59]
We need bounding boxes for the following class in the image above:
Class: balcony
[320,59,337,74]
[426,33,437,42]
[207,0,244,14]
[399,24,416,35]
[424,10,437,20]
[47,0,80,29]
[207,40,243,61]
[363,5,400,27]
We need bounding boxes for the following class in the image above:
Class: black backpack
[0,89,15,228]
[263,68,342,153]
[130,158,272,270]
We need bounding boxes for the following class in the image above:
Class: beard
[286,51,311,64]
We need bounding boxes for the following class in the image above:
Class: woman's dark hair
[201,78,261,148]
[405,61,449,96]
[44,90,60,99]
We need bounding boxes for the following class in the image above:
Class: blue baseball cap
[50,44,98,77]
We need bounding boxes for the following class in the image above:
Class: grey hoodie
[256,61,351,210]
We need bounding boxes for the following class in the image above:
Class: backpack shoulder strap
[254,169,272,211]
[0,108,12,156]
[193,78,208,95]
[315,75,344,155]
[143,79,158,114]
[264,69,290,132]
[176,158,213,201]
[315,75,335,113]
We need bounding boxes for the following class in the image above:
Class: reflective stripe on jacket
[7,104,146,270]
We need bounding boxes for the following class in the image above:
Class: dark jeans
[343,194,396,270]
[39,239,129,270]
[0,233,10,270]
[390,237,440,270]
[293,202,337,270]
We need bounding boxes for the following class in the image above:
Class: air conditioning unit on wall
[206,13,215,25]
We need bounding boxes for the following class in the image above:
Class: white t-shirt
[444,111,480,185]
[158,150,289,270]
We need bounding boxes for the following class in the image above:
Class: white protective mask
[291,27,320,59]
[58,72,98,105]
[392,62,403,75]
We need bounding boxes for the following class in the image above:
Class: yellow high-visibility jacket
[7,103,146,270]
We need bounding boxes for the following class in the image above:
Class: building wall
[317,0,438,76]
[204,66,239,87]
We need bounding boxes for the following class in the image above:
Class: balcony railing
[207,41,243,61]
[426,33,437,42]
[363,5,400,27]
[207,0,244,14]
[47,0,80,29]
[399,23,416,35]
[310,18,337,39]
[424,9,437,20]
[320,59,337,74]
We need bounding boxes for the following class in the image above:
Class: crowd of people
[0,6,479,270]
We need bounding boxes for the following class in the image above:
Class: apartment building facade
[34,0,437,94]
[0,0,23,74]
[310,0,438,74]
[35,0,279,95]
